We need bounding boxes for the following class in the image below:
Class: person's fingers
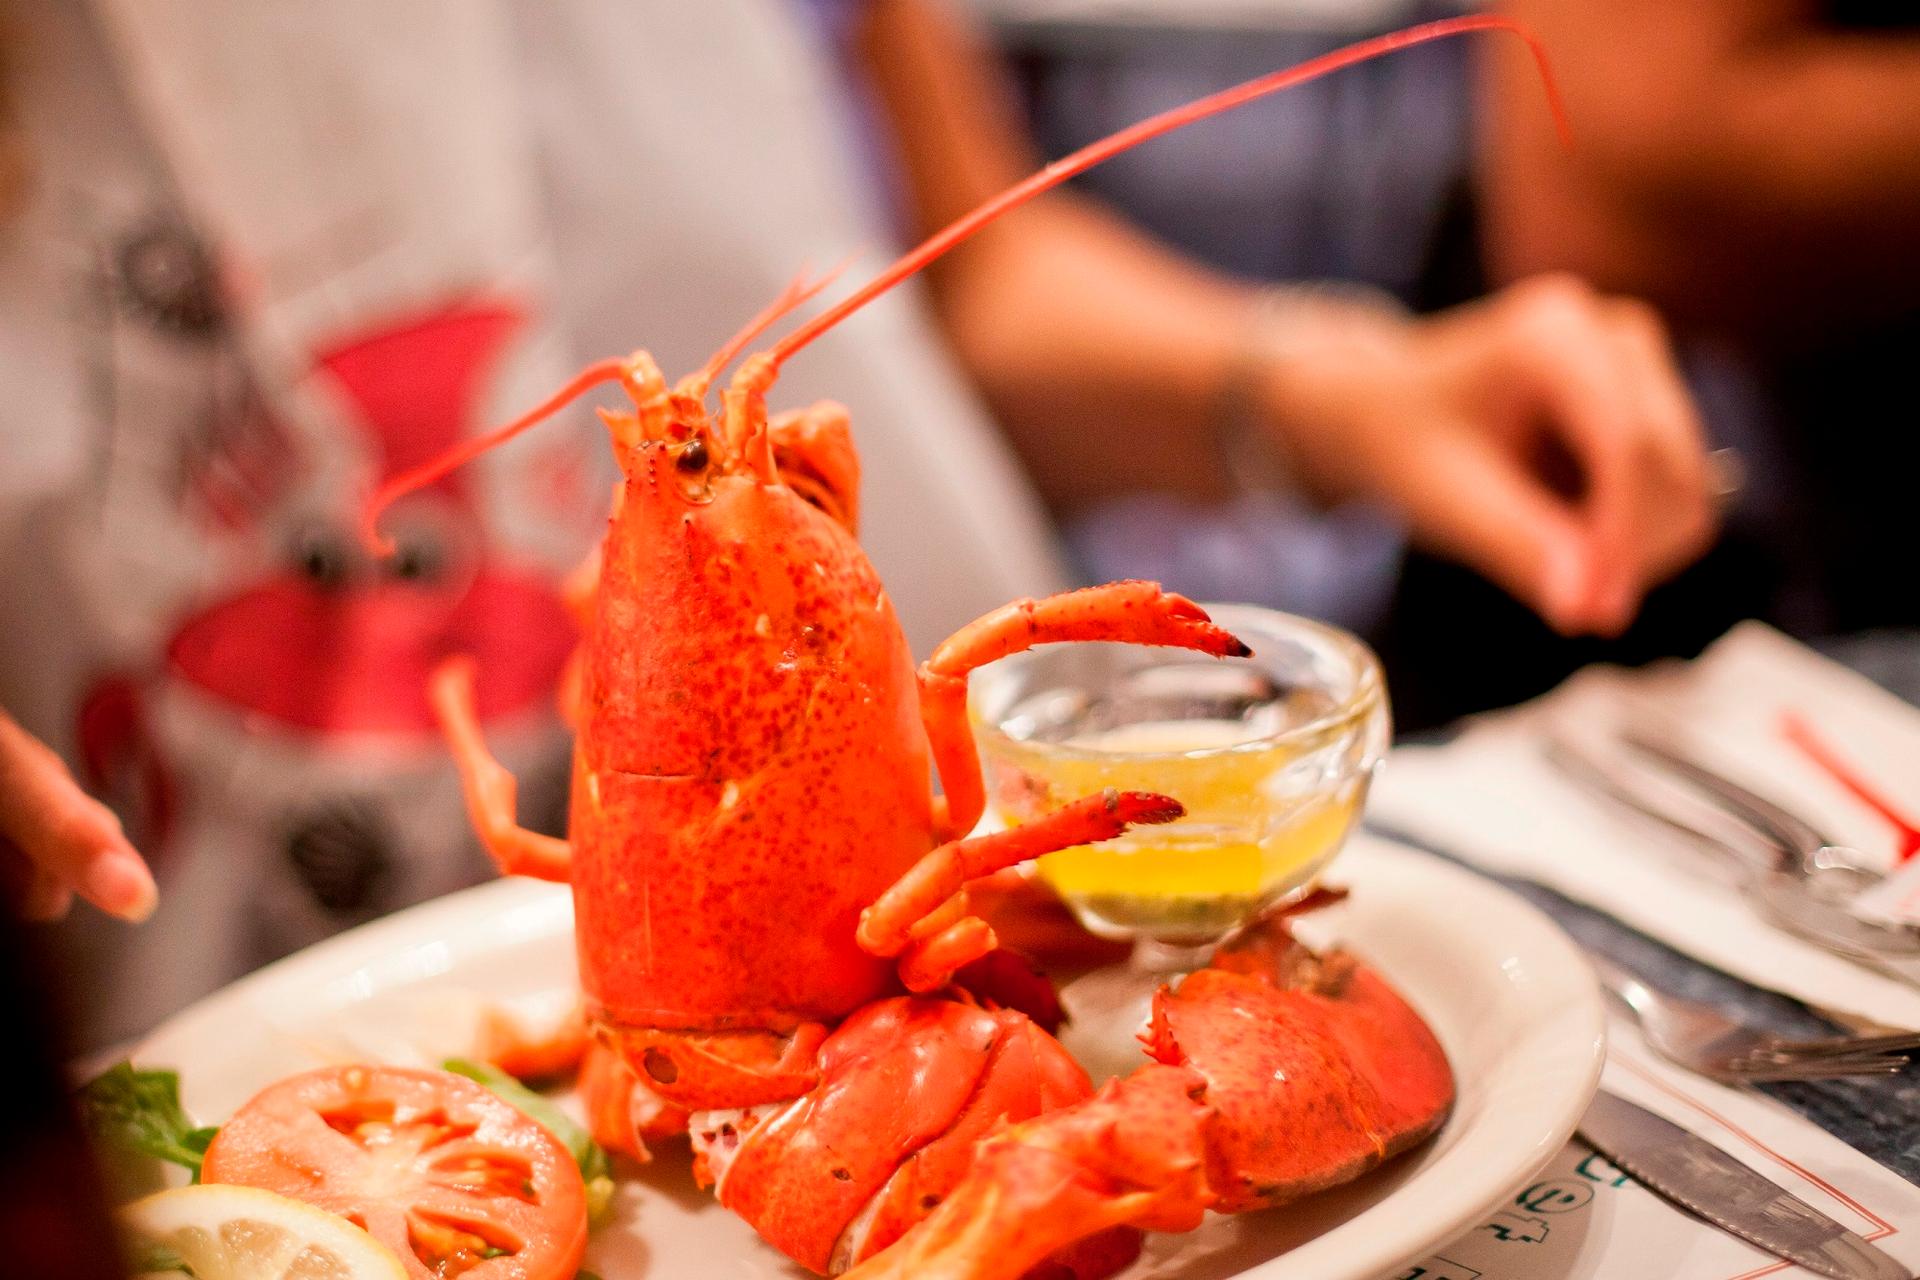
[0,712,156,922]
[1536,301,1716,635]
[1491,278,1652,635]
[1489,278,1719,637]
[1389,426,1602,635]
[1599,300,1719,587]
[1600,300,1707,490]
[72,836,156,921]
[1293,275,1713,639]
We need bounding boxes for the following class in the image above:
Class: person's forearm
[1698,38,1920,218]
[928,197,1263,511]
[857,0,1256,512]
[1485,1,1920,327]
[1559,35,1920,226]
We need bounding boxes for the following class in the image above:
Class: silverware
[1591,954,1919,1082]
[1806,1000,1920,1040]
[1580,1089,1911,1280]
[1621,729,1893,898]
[1545,730,1920,988]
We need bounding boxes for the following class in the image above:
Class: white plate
[138,836,1604,1280]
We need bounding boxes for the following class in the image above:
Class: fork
[1590,954,1920,1083]
[1545,731,1920,989]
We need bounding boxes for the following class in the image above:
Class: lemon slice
[120,1184,408,1280]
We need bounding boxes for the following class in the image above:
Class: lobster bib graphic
[21,0,599,1046]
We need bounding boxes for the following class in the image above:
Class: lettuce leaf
[77,1062,218,1182]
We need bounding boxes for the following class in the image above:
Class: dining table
[1371,627,1920,1280]
[58,627,1920,1280]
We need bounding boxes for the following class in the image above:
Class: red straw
[1781,710,1920,862]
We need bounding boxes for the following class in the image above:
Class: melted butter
[992,718,1361,937]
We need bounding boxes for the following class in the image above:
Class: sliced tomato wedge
[201,1065,589,1280]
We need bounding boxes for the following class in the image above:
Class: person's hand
[1263,274,1718,636]
[0,707,156,922]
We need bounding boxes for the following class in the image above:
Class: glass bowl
[971,603,1389,948]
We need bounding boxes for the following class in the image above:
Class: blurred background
[1,0,1915,1064]
[978,0,1917,728]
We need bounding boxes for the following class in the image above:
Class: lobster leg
[859,790,1182,990]
[476,1003,589,1085]
[918,583,1248,840]
[429,656,573,882]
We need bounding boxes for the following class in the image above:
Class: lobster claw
[841,915,1453,1280]
[1146,917,1454,1212]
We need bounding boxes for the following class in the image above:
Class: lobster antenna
[363,261,867,555]
[359,355,628,555]
[690,256,859,395]
[768,15,1569,368]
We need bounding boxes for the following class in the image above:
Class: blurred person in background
[961,0,1494,652]
[868,0,1715,673]
[977,0,1819,727]
[2,0,1711,1044]
[1479,0,1920,646]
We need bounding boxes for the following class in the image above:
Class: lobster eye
[291,527,353,590]
[385,535,446,585]
[675,438,710,473]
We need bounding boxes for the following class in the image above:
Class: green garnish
[444,1059,616,1225]
[77,1062,219,1182]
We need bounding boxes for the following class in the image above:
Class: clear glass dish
[972,603,1389,950]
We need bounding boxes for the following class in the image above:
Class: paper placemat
[1396,1024,1920,1280]
[1372,622,1920,1029]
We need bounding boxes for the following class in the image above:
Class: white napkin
[1399,1026,1920,1280]
[1372,621,1920,1029]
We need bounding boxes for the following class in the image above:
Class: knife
[1578,1089,1910,1280]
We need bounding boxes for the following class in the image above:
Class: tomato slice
[201,1065,588,1280]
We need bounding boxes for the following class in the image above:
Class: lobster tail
[838,1065,1215,1280]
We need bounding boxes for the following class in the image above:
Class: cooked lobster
[364,16,1561,1277]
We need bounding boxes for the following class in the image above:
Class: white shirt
[0,0,1065,1045]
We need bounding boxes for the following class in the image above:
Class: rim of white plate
[135,838,1604,1280]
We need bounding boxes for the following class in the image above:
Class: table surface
[1383,628,1920,1186]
